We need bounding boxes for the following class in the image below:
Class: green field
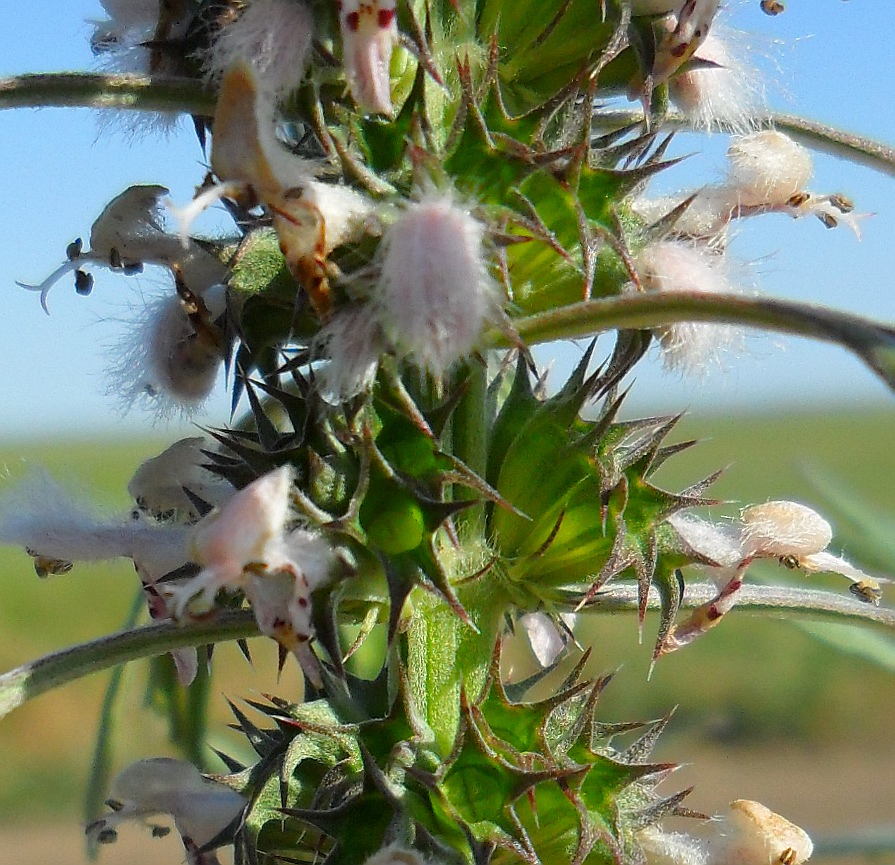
[1,407,894,844]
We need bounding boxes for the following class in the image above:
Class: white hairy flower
[715,800,813,865]
[639,801,811,865]
[362,844,429,865]
[108,283,227,419]
[87,758,245,862]
[740,500,833,558]
[337,0,399,115]
[167,466,335,680]
[670,26,767,132]
[17,185,227,314]
[128,438,235,521]
[634,240,741,375]
[314,306,385,403]
[375,194,501,376]
[726,131,814,209]
[203,0,315,103]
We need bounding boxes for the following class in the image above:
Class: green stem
[495,293,895,391]
[0,72,215,115]
[0,611,258,721]
[585,582,895,633]
[451,358,490,536]
[591,108,895,179]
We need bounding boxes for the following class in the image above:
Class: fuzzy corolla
[128,437,235,521]
[639,801,811,865]
[314,305,386,403]
[108,283,227,419]
[203,0,315,103]
[634,240,742,376]
[18,185,227,314]
[87,758,245,862]
[663,499,884,655]
[375,195,501,376]
[167,466,336,679]
[726,131,814,209]
[670,26,767,132]
[337,0,399,114]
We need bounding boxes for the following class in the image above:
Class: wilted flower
[375,194,502,376]
[167,466,336,681]
[87,758,245,864]
[634,239,742,375]
[203,0,315,103]
[337,0,399,115]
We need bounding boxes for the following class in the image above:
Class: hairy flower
[337,0,399,115]
[18,185,227,314]
[375,194,502,375]
[87,758,245,864]
[167,466,336,681]
[129,438,235,523]
[639,800,812,865]
[669,25,767,132]
[203,0,315,103]
[0,470,197,681]
[108,282,228,419]
[663,500,884,654]
[634,240,742,375]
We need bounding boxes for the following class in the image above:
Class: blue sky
[2,2,894,440]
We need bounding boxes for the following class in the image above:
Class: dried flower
[726,131,814,209]
[86,758,245,864]
[203,0,315,103]
[337,0,399,115]
[375,194,502,376]
[634,240,742,375]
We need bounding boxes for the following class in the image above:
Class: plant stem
[0,73,214,115]
[0,611,257,721]
[497,293,895,391]
[591,108,895,179]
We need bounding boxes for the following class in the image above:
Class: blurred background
[2,2,895,864]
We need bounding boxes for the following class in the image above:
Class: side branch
[0,72,215,115]
[500,293,895,391]
[0,611,258,721]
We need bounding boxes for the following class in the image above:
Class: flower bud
[375,195,500,375]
